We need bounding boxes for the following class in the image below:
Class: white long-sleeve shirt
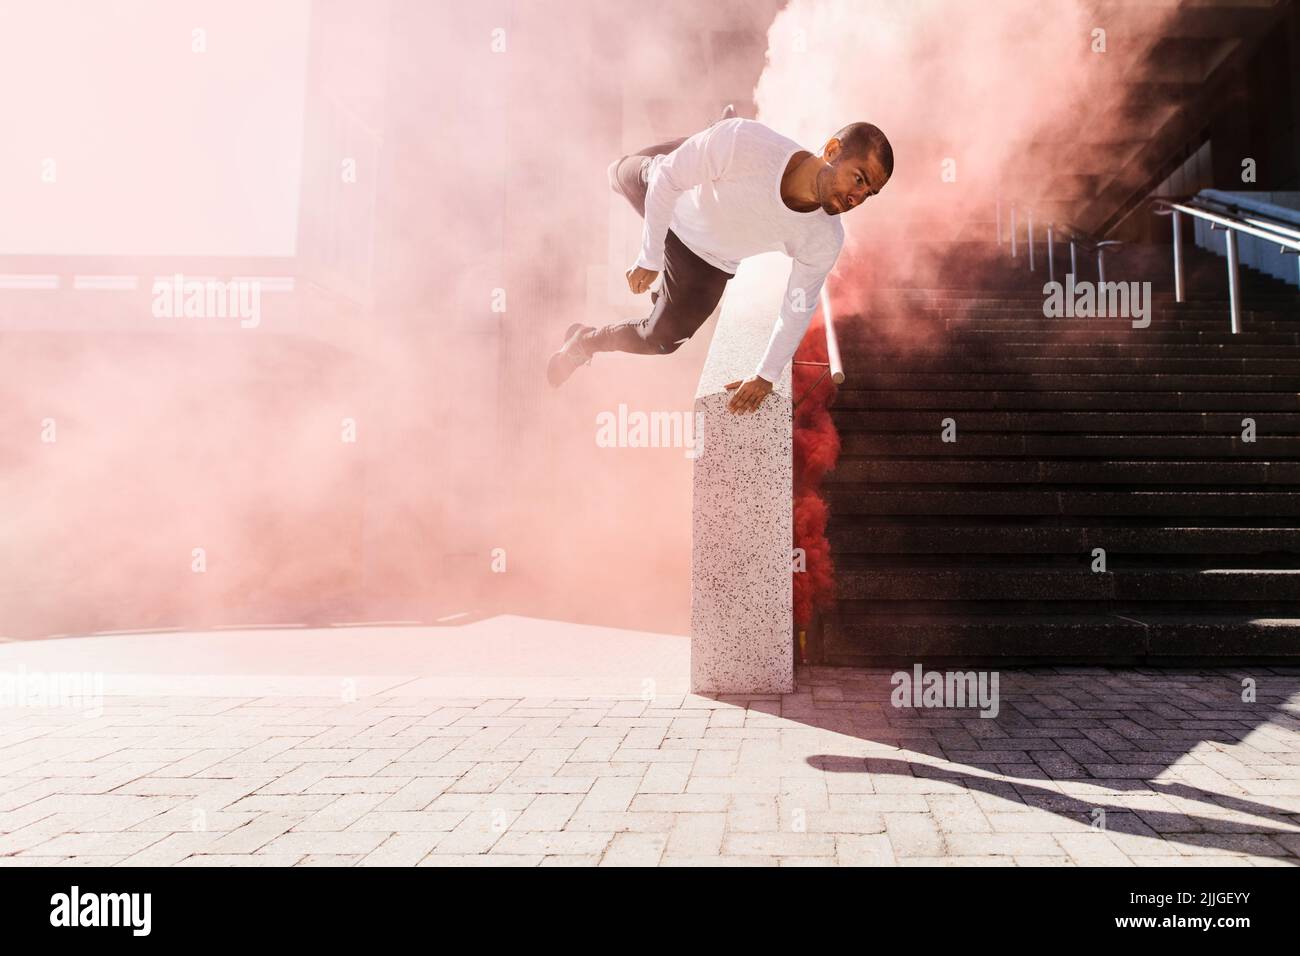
[635,118,844,383]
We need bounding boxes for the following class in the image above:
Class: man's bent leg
[585,230,732,356]
[606,111,734,216]
[631,135,691,159]
[608,153,653,219]
[607,136,692,218]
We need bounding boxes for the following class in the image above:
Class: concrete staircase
[819,241,1300,665]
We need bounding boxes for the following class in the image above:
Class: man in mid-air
[547,108,893,413]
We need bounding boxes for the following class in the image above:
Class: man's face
[815,143,888,216]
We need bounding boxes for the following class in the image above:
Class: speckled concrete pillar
[691,252,795,695]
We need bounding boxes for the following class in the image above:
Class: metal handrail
[995,195,1300,333]
[1181,195,1300,243]
[1152,197,1300,333]
[1056,223,1112,251]
[792,281,844,409]
[1053,222,1124,283]
[1155,197,1300,250]
[996,200,1123,284]
[821,284,844,385]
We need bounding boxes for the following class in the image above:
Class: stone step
[842,342,1300,360]
[819,613,1300,664]
[837,372,1300,392]
[896,299,1300,312]
[873,286,1300,300]
[938,329,1300,345]
[825,487,1300,516]
[825,522,1300,554]
[907,342,1300,357]
[834,567,1300,601]
[832,410,1300,432]
[888,291,1300,306]
[837,434,1300,458]
[874,316,1300,332]
[927,326,1300,339]
[832,390,1300,411]
[828,458,1300,484]
[848,356,1300,374]
[856,287,1292,299]
[908,317,1300,332]
[904,297,1300,312]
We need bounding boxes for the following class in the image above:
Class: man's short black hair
[832,122,893,178]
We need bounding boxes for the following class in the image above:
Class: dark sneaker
[547,323,596,387]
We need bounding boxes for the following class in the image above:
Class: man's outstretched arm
[628,120,739,293]
[726,252,838,414]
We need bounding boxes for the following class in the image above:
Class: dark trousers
[589,137,734,355]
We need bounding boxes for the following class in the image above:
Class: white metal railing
[792,281,844,407]
[821,284,844,384]
[1153,198,1300,333]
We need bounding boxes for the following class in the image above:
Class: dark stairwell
[817,240,1300,665]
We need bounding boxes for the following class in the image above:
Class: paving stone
[0,668,1295,867]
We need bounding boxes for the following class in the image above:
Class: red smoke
[792,309,840,629]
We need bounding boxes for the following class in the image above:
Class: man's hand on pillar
[724,375,774,414]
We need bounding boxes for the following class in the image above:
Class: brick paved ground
[1,665,1298,866]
